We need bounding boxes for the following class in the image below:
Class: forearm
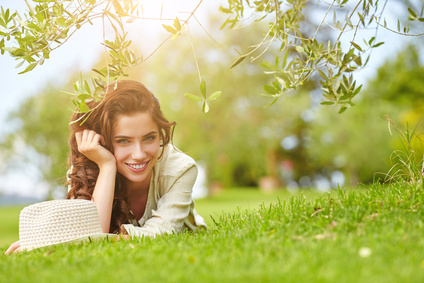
[92,163,117,233]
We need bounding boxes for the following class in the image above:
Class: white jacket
[120,144,207,237]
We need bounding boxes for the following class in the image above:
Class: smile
[126,161,149,172]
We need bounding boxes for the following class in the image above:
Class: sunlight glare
[137,0,198,20]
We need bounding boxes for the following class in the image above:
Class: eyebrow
[113,131,158,139]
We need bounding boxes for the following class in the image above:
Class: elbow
[100,222,110,233]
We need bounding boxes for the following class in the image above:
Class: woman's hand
[75,130,116,169]
[5,241,21,255]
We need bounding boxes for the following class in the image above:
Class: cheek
[146,142,161,158]
[113,147,131,160]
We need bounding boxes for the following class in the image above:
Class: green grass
[0,205,23,247]
[0,188,314,247]
[194,188,321,226]
[1,184,424,282]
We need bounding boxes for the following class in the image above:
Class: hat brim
[25,233,118,251]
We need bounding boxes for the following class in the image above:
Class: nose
[131,143,147,160]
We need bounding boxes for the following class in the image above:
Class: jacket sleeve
[121,165,200,238]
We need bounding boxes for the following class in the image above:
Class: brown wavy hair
[66,80,175,233]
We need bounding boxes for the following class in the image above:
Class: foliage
[143,15,318,187]
[0,84,72,198]
[1,0,423,115]
[304,43,424,185]
[1,182,424,282]
[1,3,423,190]
[220,0,424,112]
[0,0,202,118]
[385,118,424,185]
[364,44,424,184]
[364,43,424,125]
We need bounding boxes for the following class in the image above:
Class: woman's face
[111,112,160,190]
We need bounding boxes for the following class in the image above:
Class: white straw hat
[19,199,117,251]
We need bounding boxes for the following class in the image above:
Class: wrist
[98,160,117,172]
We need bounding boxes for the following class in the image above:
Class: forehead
[112,112,158,135]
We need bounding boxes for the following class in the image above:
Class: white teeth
[128,163,147,169]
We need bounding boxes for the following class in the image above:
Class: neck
[125,174,151,199]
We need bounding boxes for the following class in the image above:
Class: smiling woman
[5,80,207,254]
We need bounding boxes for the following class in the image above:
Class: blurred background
[0,0,423,205]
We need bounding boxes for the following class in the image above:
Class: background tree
[1,2,424,198]
[0,0,423,115]
[0,84,72,199]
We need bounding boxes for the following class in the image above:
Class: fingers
[75,130,104,153]
[5,241,21,255]
[99,135,107,147]
[14,247,23,254]
[74,130,115,167]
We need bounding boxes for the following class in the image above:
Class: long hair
[66,80,175,233]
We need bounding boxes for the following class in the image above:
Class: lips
[126,161,149,173]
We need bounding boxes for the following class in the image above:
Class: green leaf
[295,46,305,54]
[162,24,177,34]
[318,70,328,80]
[72,98,80,108]
[0,17,6,28]
[202,101,209,113]
[408,8,417,18]
[92,68,106,77]
[263,85,279,95]
[208,91,222,101]
[174,17,181,31]
[94,78,107,88]
[78,93,91,101]
[219,17,231,30]
[18,62,37,74]
[112,0,127,17]
[260,61,276,70]
[83,80,91,94]
[78,100,90,112]
[276,77,286,89]
[230,56,246,69]
[320,101,335,105]
[184,93,203,102]
[353,84,363,96]
[264,97,279,108]
[281,49,289,68]
[372,42,384,48]
[62,91,79,96]
[15,60,25,69]
[338,106,347,114]
[199,79,206,98]
[350,42,363,52]
[219,6,232,13]
[79,111,93,126]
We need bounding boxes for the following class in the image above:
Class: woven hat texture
[19,199,110,250]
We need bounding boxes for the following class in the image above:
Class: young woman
[5,80,206,254]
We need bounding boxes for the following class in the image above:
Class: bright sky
[0,0,421,198]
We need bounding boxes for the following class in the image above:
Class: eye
[116,139,130,144]
[144,135,157,142]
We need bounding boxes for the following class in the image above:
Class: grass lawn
[1,184,423,282]
[0,205,24,248]
[0,188,316,247]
